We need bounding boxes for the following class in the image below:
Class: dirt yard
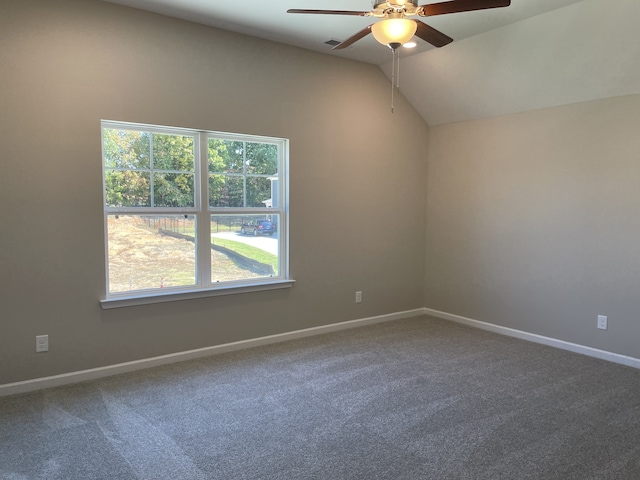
[107,216,263,293]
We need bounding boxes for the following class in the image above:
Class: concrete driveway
[211,231,279,255]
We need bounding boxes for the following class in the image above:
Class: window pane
[246,176,273,208]
[153,172,195,207]
[152,134,195,171]
[209,174,243,207]
[104,170,151,207]
[246,142,277,175]
[210,214,279,283]
[208,139,244,174]
[107,215,196,293]
[103,129,150,169]
[208,138,226,173]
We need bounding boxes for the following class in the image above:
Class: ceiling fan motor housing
[372,0,419,17]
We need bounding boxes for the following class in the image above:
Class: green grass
[212,238,278,270]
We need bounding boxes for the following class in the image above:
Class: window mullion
[279,141,289,278]
[197,132,211,287]
[243,141,247,208]
[149,133,155,208]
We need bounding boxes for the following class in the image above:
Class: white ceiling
[99,0,640,125]
[101,0,585,65]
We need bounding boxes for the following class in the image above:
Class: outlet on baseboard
[355,291,362,304]
[597,315,608,331]
[36,335,49,352]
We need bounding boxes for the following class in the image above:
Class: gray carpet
[2,316,640,479]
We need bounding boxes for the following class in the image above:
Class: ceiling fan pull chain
[391,53,395,113]
[391,47,397,113]
[396,48,401,89]
[391,46,401,113]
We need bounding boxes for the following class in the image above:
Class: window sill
[100,279,295,309]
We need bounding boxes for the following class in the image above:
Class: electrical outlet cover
[597,315,608,330]
[36,334,49,352]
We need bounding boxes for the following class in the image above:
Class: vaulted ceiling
[392,0,640,124]
[100,0,640,125]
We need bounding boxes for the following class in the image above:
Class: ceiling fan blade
[414,21,453,48]
[419,0,510,17]
[287,9,369,16]
[332,25,373,50]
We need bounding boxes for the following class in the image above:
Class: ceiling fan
[288,0,511,50]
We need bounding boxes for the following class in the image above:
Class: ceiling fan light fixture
[371,18,417,47]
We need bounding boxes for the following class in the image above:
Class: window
[101,121,290,307]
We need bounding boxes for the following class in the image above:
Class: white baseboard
[424,307,640,369]
[0,308,425,397]
[6,306,638,398]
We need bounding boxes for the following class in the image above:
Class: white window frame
[100,120,292,309]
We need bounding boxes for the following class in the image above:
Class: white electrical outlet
[355,291,362,304]
[597,315,608,331]
[36,334,49,352]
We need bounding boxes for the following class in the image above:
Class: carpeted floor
[2,315,640,479]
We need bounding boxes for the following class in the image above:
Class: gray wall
[0,0,428,384]
[425,94,640,359]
